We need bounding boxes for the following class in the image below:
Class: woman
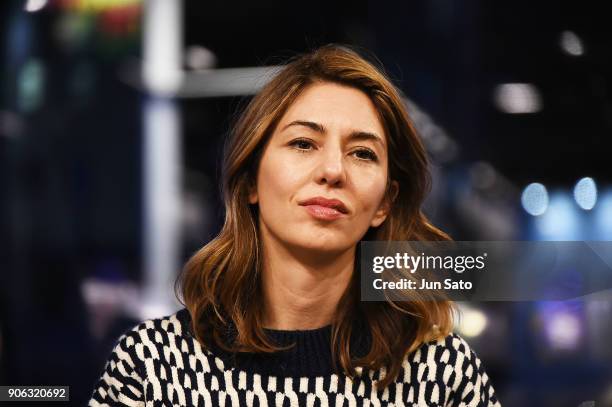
[89,44,501,406]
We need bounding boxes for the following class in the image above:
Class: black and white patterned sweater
[89,308,501,406]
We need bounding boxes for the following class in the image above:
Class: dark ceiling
[184,0,612,188]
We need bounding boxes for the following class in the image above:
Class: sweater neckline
[176,308,370,378]
[262,323,333,339]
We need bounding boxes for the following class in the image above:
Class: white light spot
[458,308,488,338]
[560,30,584,57]
[186,46,217,70]
[574,177,597,210]
[522,183,548,216]
[546,312,581,350]
[493,83,542,114]
[143,0,184,95]
[24,0,47,12]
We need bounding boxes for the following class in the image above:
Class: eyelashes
[290,139,314,151]
[289,138,379,162]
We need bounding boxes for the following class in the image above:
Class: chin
[289,236,354,255]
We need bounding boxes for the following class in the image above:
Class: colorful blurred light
[58,0,141,12]
[18,59,45,113]
[55,0,142,37]
[546,311,581,349]
[538,302,584,351]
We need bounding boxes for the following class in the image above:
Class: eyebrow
[281,120,385,148]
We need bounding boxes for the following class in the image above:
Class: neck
[259,228,356,331]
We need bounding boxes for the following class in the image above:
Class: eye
[352,148,378,162]
[289,138,315,152]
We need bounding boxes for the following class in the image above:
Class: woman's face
[249,81,398,255]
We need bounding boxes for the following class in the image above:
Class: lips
[298,196,349,214]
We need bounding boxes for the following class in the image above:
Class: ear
[370,180,399,228]
[248,180,258,204]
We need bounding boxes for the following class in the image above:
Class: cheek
[355,174,388,212]
[257,154,303,205]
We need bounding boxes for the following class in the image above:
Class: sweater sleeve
[89,328,146,407]
[446,334,501,407]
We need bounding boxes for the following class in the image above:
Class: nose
[314,144,347,187]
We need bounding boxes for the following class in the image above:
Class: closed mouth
[298,197,349,214]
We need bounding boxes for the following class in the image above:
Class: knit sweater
[89,308,501,406]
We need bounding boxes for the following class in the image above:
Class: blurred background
[1,0,612,405]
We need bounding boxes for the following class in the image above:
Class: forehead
[278,82,386,142]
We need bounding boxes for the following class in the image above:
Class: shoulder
[404,332,501,406]
[409,331,480,363]
[90,310,193,405]
[428,332,480,361]
[108,308,192,367]
[117,308,188,343]
[405,332,492,387]
[132,308,190,338]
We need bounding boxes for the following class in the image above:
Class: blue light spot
[573,177,597,210]
[522,183,549,216]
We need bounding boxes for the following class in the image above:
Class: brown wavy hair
[176,44,454,389]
